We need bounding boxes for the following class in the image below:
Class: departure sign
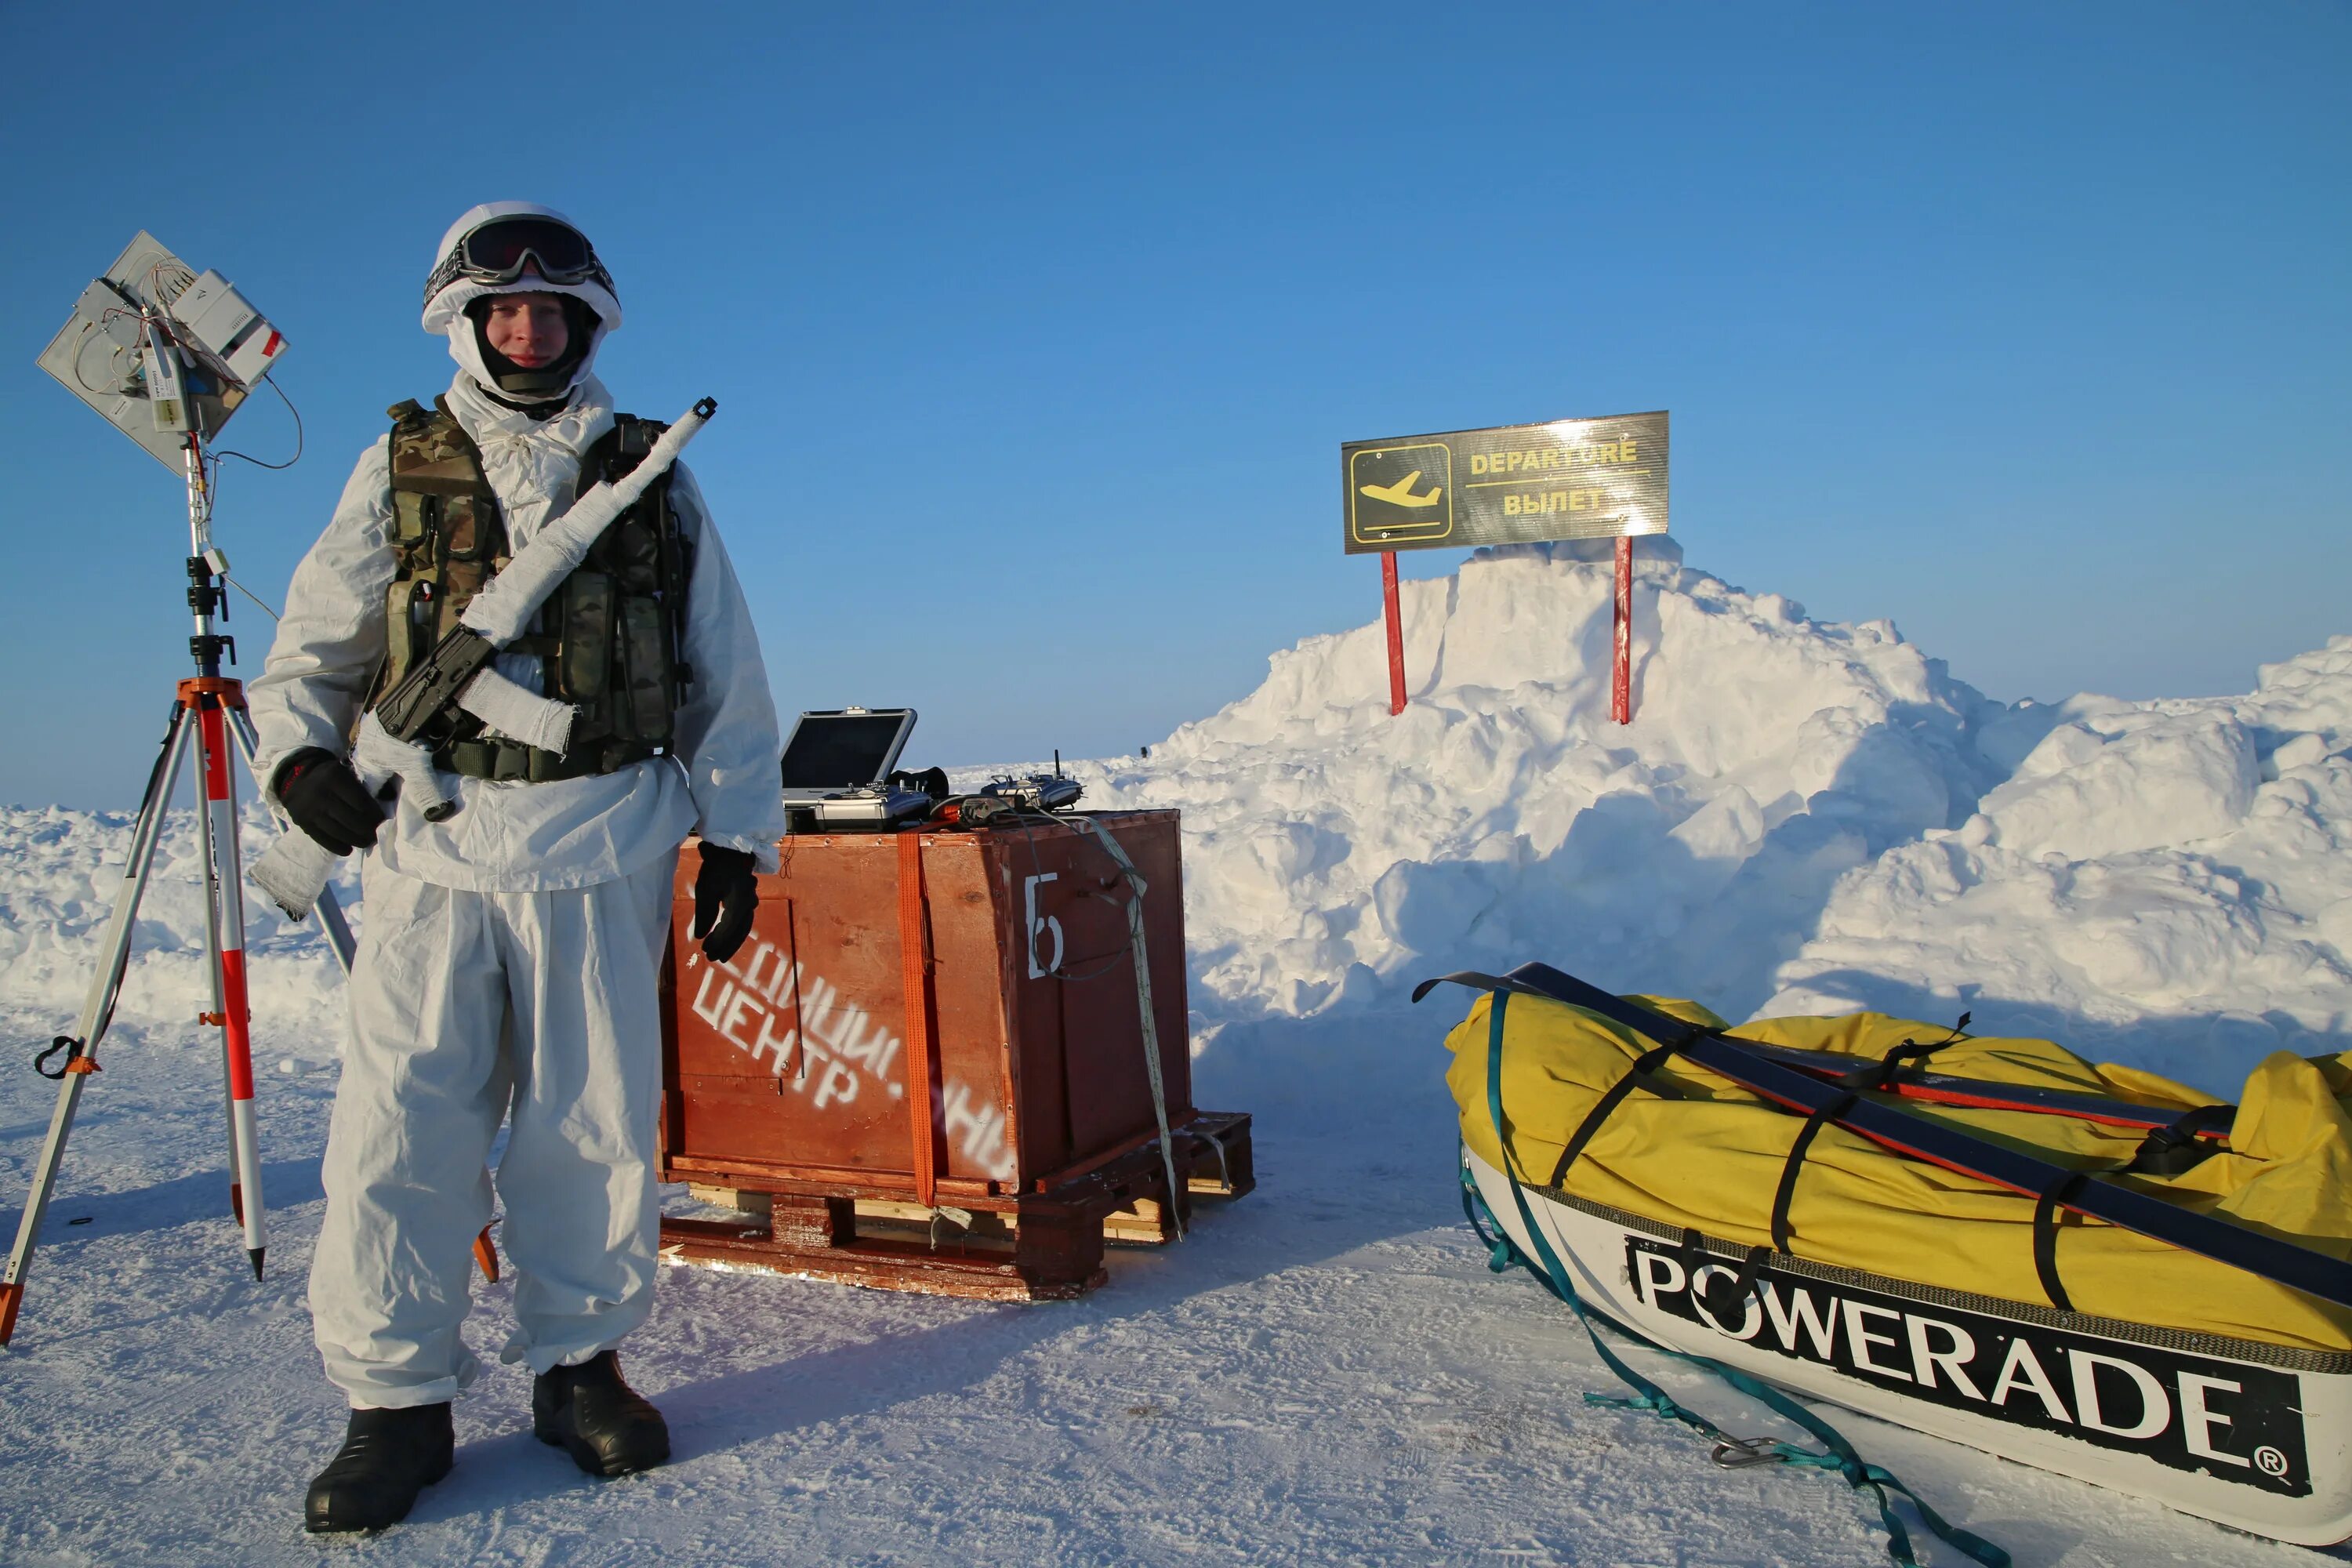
[1341,412,1668,554]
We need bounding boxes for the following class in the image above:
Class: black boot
[532,1350,670,1477]
[303,1403,454,1533]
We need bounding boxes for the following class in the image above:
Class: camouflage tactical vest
[365,396,695,782]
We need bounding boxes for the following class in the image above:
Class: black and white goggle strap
[421,244,619,314]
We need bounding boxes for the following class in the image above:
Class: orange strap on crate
[897,832,940,1207]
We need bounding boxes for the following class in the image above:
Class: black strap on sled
[1769,1089,1857,1254]
[1770,1022,1972,1256]
[2032,1170,2090,1312]
[1773,1022,1969,1254]
[2035,1103,2236,1312]
[1405,974,1703,1192]
[1546,1037,1686,1188]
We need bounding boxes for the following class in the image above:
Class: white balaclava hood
[421,202,622,404]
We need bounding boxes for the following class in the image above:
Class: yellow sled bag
[1446,990,2352,1352]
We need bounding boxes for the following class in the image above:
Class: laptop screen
[779,710,913,790]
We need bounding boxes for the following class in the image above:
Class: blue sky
[2,2,2344,806]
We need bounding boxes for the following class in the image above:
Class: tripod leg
[226,706,355,976]
[1,702,194,1345]
[194,697,267,1280]
[313,881,358,978]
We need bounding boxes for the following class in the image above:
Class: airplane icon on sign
[1359,470,1442,509]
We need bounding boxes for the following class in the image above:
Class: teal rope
[1473,989,2009,1568]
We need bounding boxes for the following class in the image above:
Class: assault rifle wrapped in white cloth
[252,398,714,920]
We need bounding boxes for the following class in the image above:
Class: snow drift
[0,800,352,1054]
[1769,638,2352,1086]
[1075,538,2000,1022]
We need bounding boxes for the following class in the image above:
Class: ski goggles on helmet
[423,216,616,308]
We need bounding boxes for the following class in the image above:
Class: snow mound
[1078,539,2003,1020]
[1064,546,2352,1094]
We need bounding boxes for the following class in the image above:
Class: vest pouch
[379,580,432,692]
[391,492,434,547]
[557,571,615,702]
[440,495,490,561]
[612,595,674,745]
[437,560,492,637]
[597,516,665,595]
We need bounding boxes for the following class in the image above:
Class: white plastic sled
[1465,1147,2352,1548]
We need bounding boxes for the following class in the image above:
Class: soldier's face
[482,293,568,368]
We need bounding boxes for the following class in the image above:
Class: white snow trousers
[310,851,677,1409]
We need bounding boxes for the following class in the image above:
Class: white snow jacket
[249,371,784,891]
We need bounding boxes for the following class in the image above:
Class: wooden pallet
[659,1110,1254,1301]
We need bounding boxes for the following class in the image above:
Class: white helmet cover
[422,202,622,401]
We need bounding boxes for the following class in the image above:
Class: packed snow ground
[5,540,2350,1564]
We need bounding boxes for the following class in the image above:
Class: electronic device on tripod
[5,234,339,1348]
[38,231,290,470]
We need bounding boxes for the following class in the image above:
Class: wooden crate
[658,813,1254,1298]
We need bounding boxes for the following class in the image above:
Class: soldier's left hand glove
[691,845,760,965]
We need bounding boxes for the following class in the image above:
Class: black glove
[273,747,387,856]
[691,844,760,965]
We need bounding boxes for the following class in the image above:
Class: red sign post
[1381,550,1407,717]
[1612,537,1633,724]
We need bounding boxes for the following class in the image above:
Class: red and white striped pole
[178,435,267,1278]
[190,681,267,1279]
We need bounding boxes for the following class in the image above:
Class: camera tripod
[0,434,356,1346]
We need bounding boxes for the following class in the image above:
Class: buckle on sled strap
[1832,1014,1971,1091]
[2038,1111,2230,1311]
[1677,1229,1773,1322]
[2126,1102,2234,1177]
[1710,1435,1786,1468]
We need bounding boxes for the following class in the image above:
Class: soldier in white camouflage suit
[249,203,785,1532]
